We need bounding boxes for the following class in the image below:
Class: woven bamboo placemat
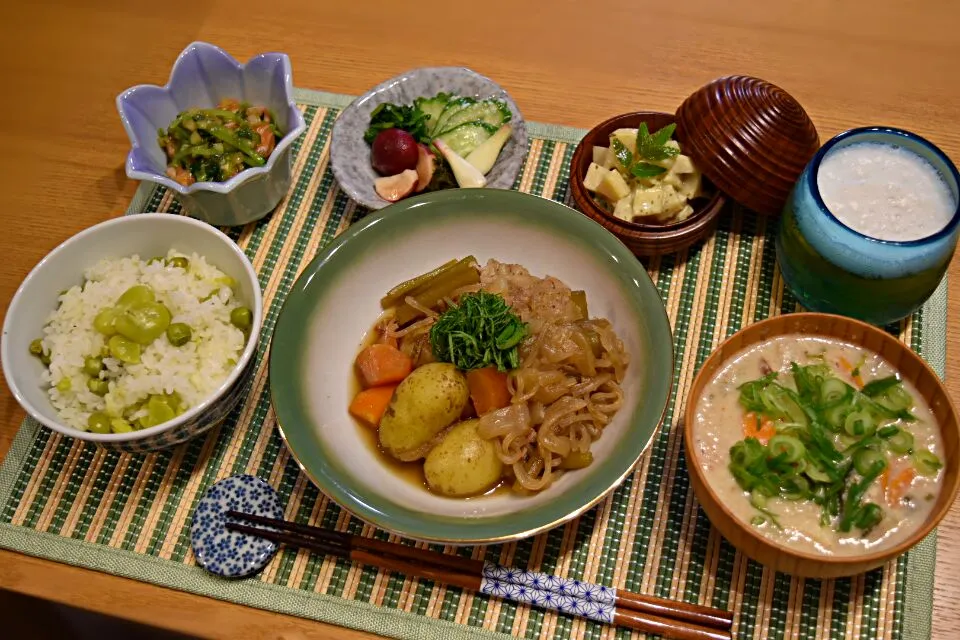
[0,87,944,640]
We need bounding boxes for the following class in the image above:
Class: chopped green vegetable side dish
[158,98,284,186]
[363,92,512,158]
[429,291,527,372]
[728,362,940,536]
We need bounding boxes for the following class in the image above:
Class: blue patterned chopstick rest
[480,562,616,623]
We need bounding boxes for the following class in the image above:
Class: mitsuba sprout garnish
[429,291,526,372]
[727,362,941,534]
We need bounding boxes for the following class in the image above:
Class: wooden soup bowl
[683,312,960,578]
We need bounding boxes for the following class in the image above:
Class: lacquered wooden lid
[676,75,820,216]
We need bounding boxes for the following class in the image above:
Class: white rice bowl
[40,250,248,431]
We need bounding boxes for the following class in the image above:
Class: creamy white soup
[816,142,955,242]
[693,335,944,557]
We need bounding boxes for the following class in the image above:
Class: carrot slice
[838,356,864,388]
[348,385,398,427]
[355,343,413,388]
[466,367,512,416]
[882,466,917,505]
[743,412,776,445]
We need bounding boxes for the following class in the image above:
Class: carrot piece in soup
[838,356,864,388]
[882,466,916,505]
[349,385,398,427]
[466,367,512,416]
[743,411,776,445]
[355,343,413,388]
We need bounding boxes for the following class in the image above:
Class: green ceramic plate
[269,189,674,544]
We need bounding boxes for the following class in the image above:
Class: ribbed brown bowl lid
[675,75,820,216]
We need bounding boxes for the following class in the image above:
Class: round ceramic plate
[330,66,528,210]
[269,189,673,544]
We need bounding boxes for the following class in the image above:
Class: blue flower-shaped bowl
[116,42,307,226]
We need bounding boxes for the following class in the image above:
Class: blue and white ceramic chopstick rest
[190,474,284,578]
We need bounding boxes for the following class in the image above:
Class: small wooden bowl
[683,312,960,578]
[569,112,727,257]
[676,75,820,216]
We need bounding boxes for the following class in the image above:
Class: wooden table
[1,1,958,637]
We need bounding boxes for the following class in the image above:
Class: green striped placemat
[0,88,944,640]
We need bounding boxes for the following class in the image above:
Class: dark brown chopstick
[225,511,733,640]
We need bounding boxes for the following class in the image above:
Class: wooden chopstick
[225,511,733,640]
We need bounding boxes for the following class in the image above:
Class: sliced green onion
[854,502,884,532]
[887,429,914,454]
[820,377,851,407]
[768,434,805,463]
[844,410,875,437]
[914,449,943,476]
[853,448,887,476]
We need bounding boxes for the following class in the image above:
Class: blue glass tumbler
[776,127,960,326]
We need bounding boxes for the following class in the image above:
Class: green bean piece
[116,285,156,309]
[87,378,109,396]
[229,307,252,332]
[29,339,44,357]
[914,449,943,476]
[115,301,172,345]
[887,429,914,454]
[55,377,72,393]
[108,335,141,364]
[166,256,189,270]
[93,307,119,336]
[166,323,192,347]
[87,412,112,434]
[110,418,134,434]
[83,356,104,377]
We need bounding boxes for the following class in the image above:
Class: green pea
[166,322,192,346]
[29,339,44,357]
[55,377,72,393]
[108,335,141,364]
[100,345,111,357]
[229,306,252,332]
[166,256,189,270]
[116,284,155,308]
[83,356,103,377]
[115,301,171,345]
[87,412,112,434]
[87,378,109,396]
[93,307,119,336]
[147,256,165,265]
[40,352,51,366]
[110,418,134,434]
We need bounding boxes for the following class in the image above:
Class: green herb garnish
[637,122,680,161]
[364,102,431,145]
[429,292,527,372]
[727,361,927,535]
[610,122,680,179]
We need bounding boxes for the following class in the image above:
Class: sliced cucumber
[434,121,497,157]
[414,94,451,135]
[432,97,477,135]
[436,99,511,135]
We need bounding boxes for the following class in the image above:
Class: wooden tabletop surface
[2,1,959,637]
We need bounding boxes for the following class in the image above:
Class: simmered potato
[424,419,503,497]
[379,363,469,461]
